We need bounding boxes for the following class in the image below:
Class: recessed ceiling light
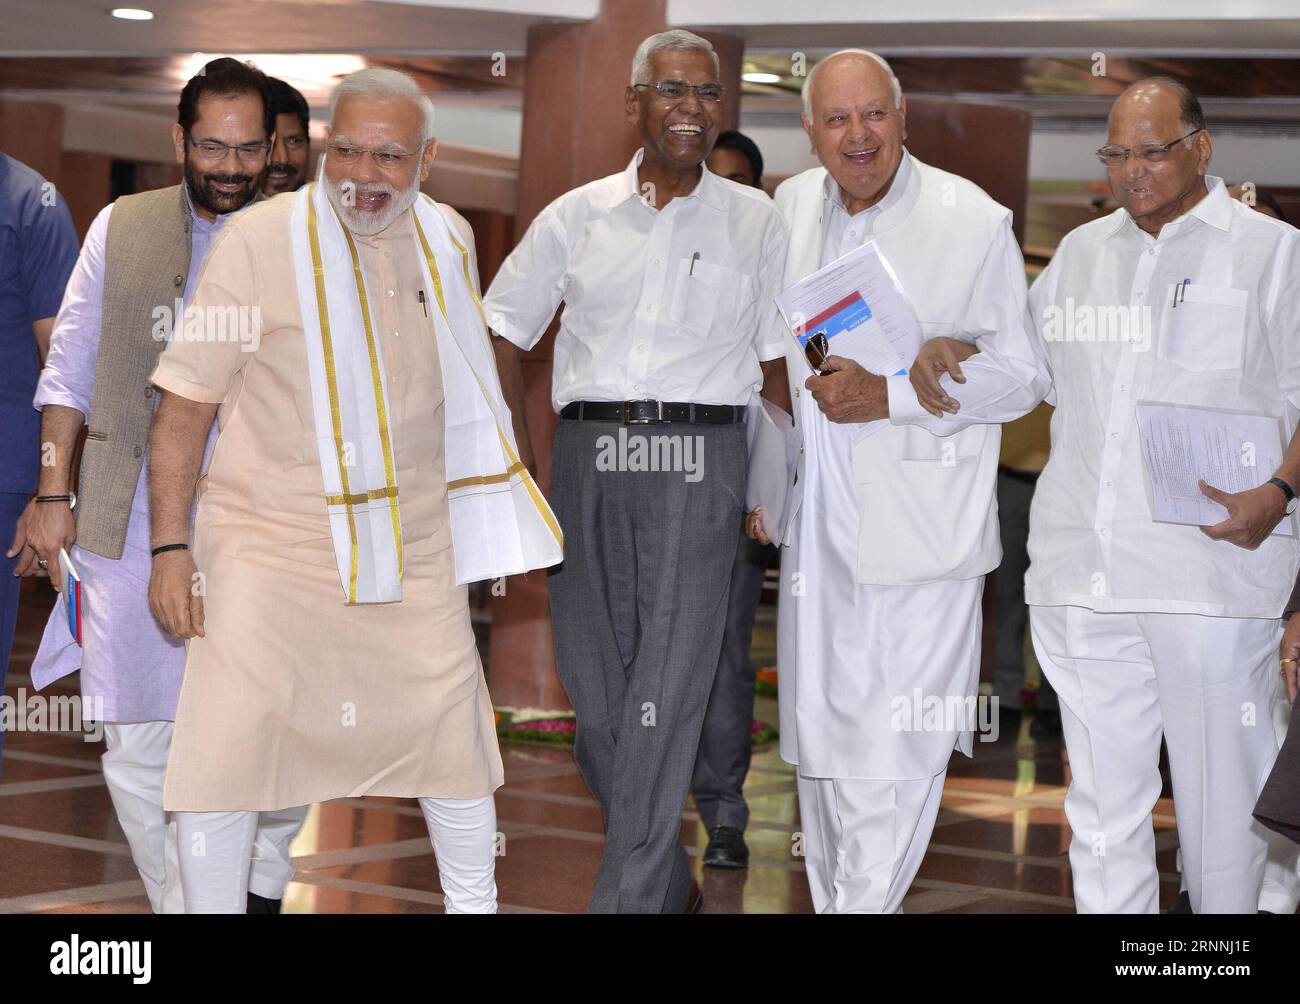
[111,7,154,20]
[742,72,782,85]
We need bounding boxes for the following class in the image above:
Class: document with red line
[774,240,923,377]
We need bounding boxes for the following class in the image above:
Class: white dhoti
[780,406,985,912]
[1029,603,1282,914]
[175,796,498,914]
[102,722,307,913]
[797,771,946,913]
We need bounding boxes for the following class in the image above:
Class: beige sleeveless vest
[75,185,192,558]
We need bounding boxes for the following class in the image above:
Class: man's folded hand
[909,336,979,418]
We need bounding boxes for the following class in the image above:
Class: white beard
[323,174,421,237]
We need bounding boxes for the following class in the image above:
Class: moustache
[202,172,254,186]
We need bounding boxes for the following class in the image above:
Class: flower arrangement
[494,709,777,746]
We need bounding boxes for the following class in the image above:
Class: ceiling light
[742,72,782,85]
[110,7,154,20]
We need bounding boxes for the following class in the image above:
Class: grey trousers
[691,532,772,832]
[549,419,747,913]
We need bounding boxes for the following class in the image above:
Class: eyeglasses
[634,81,725,103]
[1096,129,1202,167]
[186,134,271,163]
[327,142,423,169]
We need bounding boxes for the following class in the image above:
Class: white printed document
[1135,402,1293,535]
[774,240,924,377]
[745,397,799,547]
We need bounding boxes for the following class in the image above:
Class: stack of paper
[745,397,800,546]
[774,240,924,377]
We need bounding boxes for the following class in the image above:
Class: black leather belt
[560,400,745,425]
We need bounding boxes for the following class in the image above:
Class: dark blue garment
[1,490,32,760]
[0,153,79,493]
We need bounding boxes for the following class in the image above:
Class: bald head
[1109,77,1204,137]
[802,50,901,118]
[801,49,907,215]
[1102,76,1211,236]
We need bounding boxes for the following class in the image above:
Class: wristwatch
[1266,476,1297,516]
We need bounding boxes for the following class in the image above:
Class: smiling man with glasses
[912,76,1300,914]
[19,55,309,916]
[484,28,791,914]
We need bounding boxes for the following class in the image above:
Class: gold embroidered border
[411,206,564,549]
[306,184,360,603]
[333,208,404,579]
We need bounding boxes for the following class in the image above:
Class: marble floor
[0,579,1190,914]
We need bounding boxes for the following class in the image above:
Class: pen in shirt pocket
[1171,277,1190,308]
[418,289,428,316]
[689,251,701,276]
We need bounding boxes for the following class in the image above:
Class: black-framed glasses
[634,80,725,103]
[1096,129,1202,167]
[185,133,271,163]
[327,142,423,169]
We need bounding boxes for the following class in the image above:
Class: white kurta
[775,153,1047,780]
[777,391,985,779]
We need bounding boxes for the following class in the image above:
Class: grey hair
[329,67,436,142]
[630,29,719,86]
[801,49,902,118]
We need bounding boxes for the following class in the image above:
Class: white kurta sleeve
[1262,228,1300,411]
[885,219,1053,434]
[756,213,790,362]
[33,203,113,419]
[481,203,568,352]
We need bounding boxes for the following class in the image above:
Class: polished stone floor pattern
[0,582,1189,914]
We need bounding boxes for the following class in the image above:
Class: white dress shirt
[1025,175,1300,618]
[822,149,912,262]
[483,149,788,411]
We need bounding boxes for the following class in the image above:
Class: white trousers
[175,796,498,914]
[1029,604,1282,914]
[102,721,308,913]
[796,769,946,913]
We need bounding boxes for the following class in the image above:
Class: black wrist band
[151,543,190,557]
[1267,476,1295,502]
[35,494,72,503]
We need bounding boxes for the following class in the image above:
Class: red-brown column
[0,101,65,188]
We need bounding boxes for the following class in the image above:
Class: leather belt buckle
[623,399,663,425]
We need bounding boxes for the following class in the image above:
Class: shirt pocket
[1159,284,1248,372]
[668,257,746,338]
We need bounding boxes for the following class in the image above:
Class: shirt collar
[1109,174,1232,239]
[611,148,726,212]
[823,149,913,217]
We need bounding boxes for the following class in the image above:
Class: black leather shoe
[702,825,749,870]
[246,892,283,914]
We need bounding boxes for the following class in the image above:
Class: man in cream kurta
[765,50,1050,913]
[146,69,559,913]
